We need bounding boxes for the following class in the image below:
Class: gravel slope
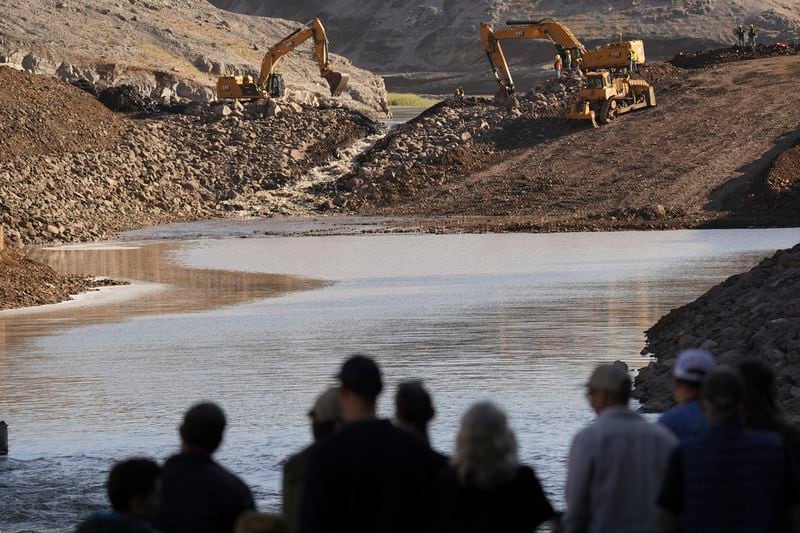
[0,0,387,117]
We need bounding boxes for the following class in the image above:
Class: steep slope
[213,0,800,92]
[0,0,387,116]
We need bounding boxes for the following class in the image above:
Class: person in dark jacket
[77,458,162,533]
[395,380,448,469]
[438,402,554,533]
[156,402,255,533]
[738,358,800,461]
[657,367,800,533]
[300,355,438,533]
[282,387,342,533]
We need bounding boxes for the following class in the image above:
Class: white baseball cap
[674,349,716,383]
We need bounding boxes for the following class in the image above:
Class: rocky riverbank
[0,66,381,246]
[634,243,800,415]
[0,247,122,311]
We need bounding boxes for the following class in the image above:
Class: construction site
[3,2,800,531]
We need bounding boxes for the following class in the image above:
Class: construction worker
[736,24,746,47]
[565,49,573,70]
[748,24,758,49]
[554,54,563,79]
[627,48,637,73]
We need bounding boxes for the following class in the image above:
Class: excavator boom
[217,17,349,100]
[480,19,585,97]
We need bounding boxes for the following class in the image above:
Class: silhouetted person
[659,349,716,440]
[438,402,554,533]
[395,380,448,468]
[283,387,342,533]
[658,367,800,533]
[739,358,800,460]
[156,402,254,533]
[77,458,161,533]
[565,364,677,533]
[300,355,437,533]
[236,512,289,533]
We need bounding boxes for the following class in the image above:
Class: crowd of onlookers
[76,351,800,533]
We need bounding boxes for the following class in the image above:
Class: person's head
[671,349,716,404]
[453,402,518,489]
[179,402,226,454]
[395,380,435,440]
[235,512,288,533]
[337,354,383,422]
[738,358,784,429]
[586,364,631,414]
[308,387,342,441]
[702,366,745,422]
[107,458,161,519]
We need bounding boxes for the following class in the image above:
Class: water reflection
[1,228,800,532]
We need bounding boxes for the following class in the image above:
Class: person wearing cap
[300,355,438,533]
[394,380,448,469]
[282,387,342,533]
[658,349,716,440]
[657,367,800,532]
[564,364,677,533]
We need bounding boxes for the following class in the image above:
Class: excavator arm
[480,19,585,96]
[257,17,349,97]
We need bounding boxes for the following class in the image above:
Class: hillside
[0,0,387,116]
[213,0,800,92]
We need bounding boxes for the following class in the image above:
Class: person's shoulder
[285,444,314,471]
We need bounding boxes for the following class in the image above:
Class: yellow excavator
[216,17,349,100]
[480,20,656,127]
[480,19,585,100]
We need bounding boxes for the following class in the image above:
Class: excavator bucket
[324,71,350,97]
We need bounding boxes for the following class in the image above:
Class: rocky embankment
[333,73,585,210]
[634,244,800,415]
[0,247,120,311]
[0,66,380,246]
[0,0,387,118]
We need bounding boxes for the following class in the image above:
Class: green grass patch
[387,93,440,107]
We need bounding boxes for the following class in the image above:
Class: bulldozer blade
[324,71,350,97]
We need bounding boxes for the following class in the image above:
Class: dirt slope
[0,0,387,117]
[339,54,800,232]
[212,0,800,92]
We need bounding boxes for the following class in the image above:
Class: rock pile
[333,73,585,210]
[0,248,121,310]
[672,43,799,69]
[0,67,380,245]
[634,243,800,415]
[0,67,126,161]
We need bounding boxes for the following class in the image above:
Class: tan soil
[0,67,126,161]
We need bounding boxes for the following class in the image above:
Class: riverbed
[2,223,799,531]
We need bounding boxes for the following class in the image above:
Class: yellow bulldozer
[216,17,349,101]
[480,20,656,127]
[565,71,656,127]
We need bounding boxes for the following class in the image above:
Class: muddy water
[2,225,800,531]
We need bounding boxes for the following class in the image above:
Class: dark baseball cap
[337,355,383,399]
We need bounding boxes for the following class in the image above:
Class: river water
[2,224,800,531]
